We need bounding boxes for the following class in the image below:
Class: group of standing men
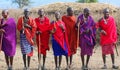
[0,7,119,70]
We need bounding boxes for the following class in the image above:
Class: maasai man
[76,8,96,70]
[0,10,16,70]
[17,9,36,70]
[97,8,118,69]
[35,9,50,70]
[62,7,77,69]
[51,11,71,70]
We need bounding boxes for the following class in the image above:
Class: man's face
[2,11,8,18]
[67,8,74,16]
[84,11,90,17]
[38,9,44,17]
[104,12,109,19]
[24,11,30,18]
[55,12,60,20]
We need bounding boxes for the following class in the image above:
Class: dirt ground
[0,44,120,70]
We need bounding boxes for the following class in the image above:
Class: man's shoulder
[34,17,39,20]
[62,15,67,18]
[18,16,23,19]
[98,18,103,22]
[109,16,115,20]
[44,16,50,20]
[77,14,83,19]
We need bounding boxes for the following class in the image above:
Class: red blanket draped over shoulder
[51,20,71,56]
[98,16,117,45]
[62,15,77,54]
[35,16,50,52]
[17,17,36,45]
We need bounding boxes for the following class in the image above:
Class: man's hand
[20,29,24,34]
[101,30,107,35]
[24,24,31,29]
[59,24,65,31]
[50,28,56,34]
[113,42,116,45]
[0,24,6,28]
[85,29,90,33]
[36,31,41,35]
[0,29,5,33]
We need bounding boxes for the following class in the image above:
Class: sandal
[81,66,85,70]
[55,67,59,70]
[38,64,41,70]
[101,65,107,69]
[23,67,27,70]
[112,65,119,69]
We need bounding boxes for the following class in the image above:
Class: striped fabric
[20,33,33,55]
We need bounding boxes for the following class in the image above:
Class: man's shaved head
[67,7,74,16]
[24,8,30,18]
[38,9,44,17]
[2,9,9,18]
[103,8,110,14]
[83,8,90,18]
[83,8,90,14]
[103,8,110,19]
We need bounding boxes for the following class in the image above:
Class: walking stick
[77,22,80,48]
[38,34,41,70]
[0,19,4,52]
[0,33,3,52]
[93,44,99,53]
[115,43,119,56]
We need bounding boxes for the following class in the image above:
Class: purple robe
[78,14,96,56]
[1,18,16,56]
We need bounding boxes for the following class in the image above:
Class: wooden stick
[22,17,25,34]
[38,34,41,70]
[115,43,119,56]
[0,19,4,52]
[93,44,99,53]
[77,22,80,48]
[0,33,3,52]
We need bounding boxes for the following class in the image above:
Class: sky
[0,0,120,9]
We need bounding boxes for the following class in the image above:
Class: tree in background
[77,0,98,3]
[12,0,32,8]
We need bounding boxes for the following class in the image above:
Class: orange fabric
[17,17,36,46]
[35,17,50,55]
[62,15,77,54]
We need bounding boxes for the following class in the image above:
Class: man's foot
[84,66,91,70]
[101,65,107,69]
[38,64,41,70]
[9,66,13,70]
[81,66,85,70]
[7,67,12,70]
[55,67,59,70]
[65,65,69,70]
[7,67,10,70]
[58,67,61,70]
[112,65,119,69]
[69,64,73,69]
[84,67,91,70]
[26,67,30,70]
[23,67,27,70]
[41,66,46,70]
